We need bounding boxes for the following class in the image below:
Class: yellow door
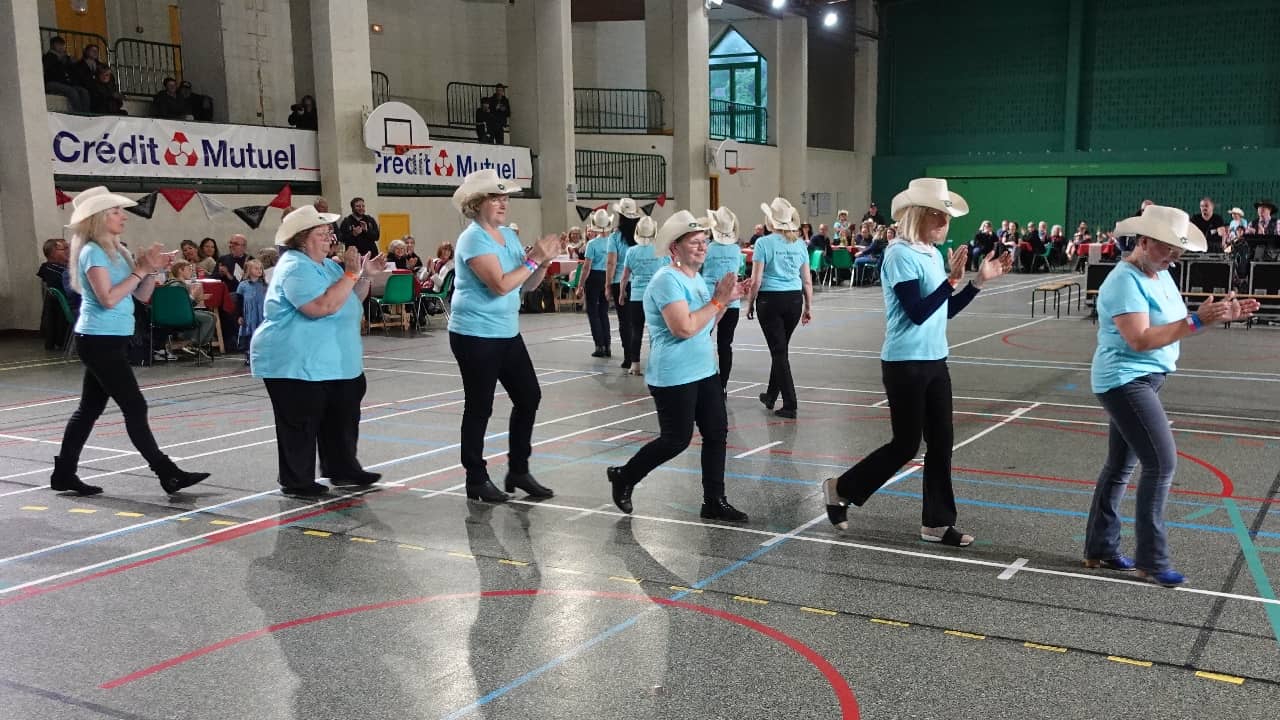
[53,0,110,57]
[168,5,183,78]
[709,175,720,211]
[378,214,411,254]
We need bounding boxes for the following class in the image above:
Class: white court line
[947,317,1052,350]
[0,433,125,454]
[997,557,1030,580]
[872,399,889,408]
[0,372,252,414]
[569,503,615,521]
[364,367,465,378]
[604,429,641,443]
[733,441,782,459]
[361,355,591,375]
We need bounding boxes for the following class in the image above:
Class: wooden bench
[1031,280,1082,318]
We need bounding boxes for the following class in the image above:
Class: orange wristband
[345,271,359,282]
[710,299,725,311]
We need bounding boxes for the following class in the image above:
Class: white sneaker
[153,349,176,362]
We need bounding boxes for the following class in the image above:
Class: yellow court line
[608,576,642,584]
[208,519,237,526]
[944,630,986,640]
[800,606,838,616]
[350,537,377,544]
[302,530,332,538]
[1195,671,1244,685]
[1024,642,1068,653]
[870,618,910,628]
[732,595,769,605]
[115,511,145,518]
[68,508,97,514]
[397,543,426,551]
[20,506,48,511]
[447,551,474,559]
[670,585,704,594]
[1107,656,1152,668]
[498,559,529,566]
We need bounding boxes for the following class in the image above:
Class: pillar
[671,0,710,212]
[311,0,376,210]
[777,15,808,204]
[645,0,675,131]
[853,5,879,207]
[0,0,59,330]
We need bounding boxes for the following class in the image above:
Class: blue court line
[438,539,783,719]
[1221,498,1280,645]
[1182,506,1220,522]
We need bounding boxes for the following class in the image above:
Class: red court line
[97,588,860,719]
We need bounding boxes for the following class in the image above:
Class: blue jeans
[1085,374,1176,571]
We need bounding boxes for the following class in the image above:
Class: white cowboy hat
[612,197,643,219]
[656,210,710,250]
[587,208,615,233]
[706,206,739,245]
[634,215,658,246]
[1113,204,1206,252]
[890,178,969,220]
[276,205,342,245]
[450,168,522,213]
[1229,207,1245,216]
[760,197,801,232]
[67,186,137,226]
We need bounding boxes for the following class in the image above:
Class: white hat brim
[890,189,969,220]
[1113,216,1206,252]
[760,202,800,232]
[67,192,138,226]
[451,175,523,213]
[612,201,642,219]
[275,209,342,245]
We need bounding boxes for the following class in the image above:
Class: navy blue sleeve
[947,282,981,318]
[892,279,953,325]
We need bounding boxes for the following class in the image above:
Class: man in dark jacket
[483,84,511,145]
[152,77,189,119]
[339,197,381,256]
[861,202,887,226]
[43,36,89,112]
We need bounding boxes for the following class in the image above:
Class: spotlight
[771,0,787,9]
[822,9,838,27]
[705,0,723,8]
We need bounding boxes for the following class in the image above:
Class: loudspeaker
[1248,262,1280,297]
[1185,261,1231,294]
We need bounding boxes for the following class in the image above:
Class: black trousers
[756,290,803,410]
[716,307,740,391]
[263,374,367,489]
[584,270,611,347]
[449,332,541,483]
[620,375,727,500]
[623,299,646,363]
[835,360,957,528]
[58,334,168,469]
[611,282,632,358]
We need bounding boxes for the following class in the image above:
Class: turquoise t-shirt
[583,235,611,273]
[622,244,670,297]
[880,241,950,361]
[608,231,630,283]
[75,242,135,336]
[1091,261,1185,393]
[643,267,716,387]
[251,250,364,381]
[448,222,526,339]
[753,233,807,291]
[701,242,743,309]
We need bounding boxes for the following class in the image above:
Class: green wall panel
[945,178,1068,237]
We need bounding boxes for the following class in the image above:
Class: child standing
[235,258,267,366]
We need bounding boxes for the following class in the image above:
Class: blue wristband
[1187,313,1203,331]
[523,258,539,272]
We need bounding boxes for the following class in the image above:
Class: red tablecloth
[549,259,582,277]
[196,279,235,313]
[1076,242,1117,260]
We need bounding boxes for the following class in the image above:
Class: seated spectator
[421,242,455,292]
[87,65,126,115]
[811,223,832,255]
[152,77,189,119]
[197,237,219,276]
[43,36,89,112]
[288,95,317,130]
[178,239,201,270]
[70,43,104,88]
[1018,222,1045,272]
[1047,224,1067,266]
[748,224,766,246]
[217,234,252,291]
[37,238,69,289]
[162,261,217,353]
[970,220,997,270]
[1228,207,1249,238]
[401,235,422,272]
[37,238,72,350]
[178,81,214,121]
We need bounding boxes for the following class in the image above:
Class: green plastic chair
[417,270,455,329]
[827,249,854,287]
[558,263,584,311]
[150,284,212,365]
[808,249,826,288]
[47,287,77,360]
[370,272,415,334]
[738,253,747,279]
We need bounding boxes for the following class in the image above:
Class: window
[709,26,768,144]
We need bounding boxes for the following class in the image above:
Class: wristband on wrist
[344,271,359,282]
[709,298,725,311]
[523,258,540,272]
[131,272,145,282]
[1186,313,1204,332]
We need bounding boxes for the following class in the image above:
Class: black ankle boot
[152,458,210,494]
[591,346,607,358]
[701,496,749,523]
[607,466,636,514]
[466,478,509,503]
[758,392,775,410]
[330,469,382,487]
[49,455,103,496]
[505,472,553,498]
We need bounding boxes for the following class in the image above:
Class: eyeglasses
[681,238,709,248]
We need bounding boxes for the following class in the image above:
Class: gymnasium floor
[1,270,1278,719]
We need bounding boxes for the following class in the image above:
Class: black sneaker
[591,346,607,358]
[775,407,796,419]
[330,470,381,487]
[700,496,748,523]
[758,392,775,410]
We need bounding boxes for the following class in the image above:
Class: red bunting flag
[55,188,72,208]
[655,193,667,208]
[158,188,198,212]
[268,184,293,209]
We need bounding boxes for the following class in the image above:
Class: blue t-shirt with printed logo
[1091,261,1185,393]
[251,250,364,381]
[622,244,670,297]
[880,241,950,361]
[608,231,630,283]
[701,242,743,309]
[448,222,527,338]
[752,233,807,291]
[583,235,611,273]
[75,242,135,336]
[643,267,716,387]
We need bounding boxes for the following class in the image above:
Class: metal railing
[111,38,182,98]
[39,27,109,68]
[575,149,666,199]
[372,71,390,107]
[710,98,768,145]
[574,88,663,133]
[446,81,500,127]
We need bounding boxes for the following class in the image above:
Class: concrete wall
[572,20,646,89]
[219,0,296,127]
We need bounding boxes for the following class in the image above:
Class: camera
[291,103,304,112]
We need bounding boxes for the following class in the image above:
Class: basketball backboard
[363,101,431,154]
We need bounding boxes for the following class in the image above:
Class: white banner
[373,141,533,188]
[48,112,534,189]
[49,113,320,181]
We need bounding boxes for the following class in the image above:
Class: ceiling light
[771,0,787,9]
[370,23,384,33]
[822,10,838,27]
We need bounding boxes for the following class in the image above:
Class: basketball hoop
[725,166,754,175]
[387,144,431,156]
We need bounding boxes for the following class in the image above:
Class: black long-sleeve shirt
[892,279,981,324]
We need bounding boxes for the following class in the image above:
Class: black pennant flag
[640,202,656,216]
[575,205,593,221]
[233,205,269,229]
[124,192,158,219]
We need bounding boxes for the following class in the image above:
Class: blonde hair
[67,210,134,293]
[461,194,487,219]
[244,258,265,280]
[256,247,279,268]
[388,238,407,255]
[894,206,934,245]
[169,260,191,279]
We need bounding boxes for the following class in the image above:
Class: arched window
[709,26,767,144]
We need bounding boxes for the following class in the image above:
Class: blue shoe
[1082,555,1136,572]
[1137,568,1186,587]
